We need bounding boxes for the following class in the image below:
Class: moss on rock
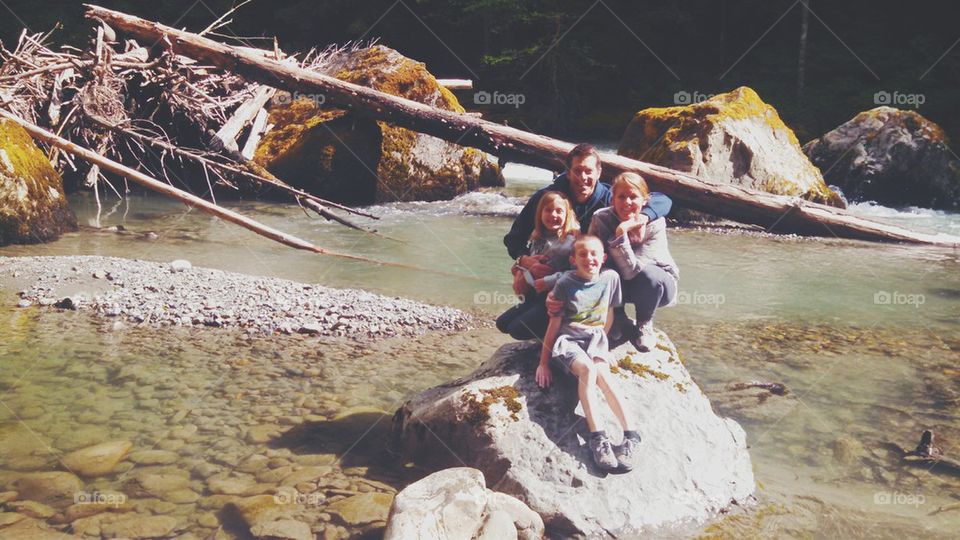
[618,87,845,209]
[0,119,77,246]
[617,355,670,381]
[462,385,523,424]
[254,45,503,204]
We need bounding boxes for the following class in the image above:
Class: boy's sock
[590,430,607,440]
[623,430,641,442]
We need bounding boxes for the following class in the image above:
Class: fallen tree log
[85,4,960,247]
[2,109,475,278]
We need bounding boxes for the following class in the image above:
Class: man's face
[567,155,601,204]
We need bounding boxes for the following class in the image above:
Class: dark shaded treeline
[2,0,959,143]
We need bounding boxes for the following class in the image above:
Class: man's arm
[504,191,544,259]
[640,192,672,221]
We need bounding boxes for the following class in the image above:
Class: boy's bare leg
[570,357,601,432]
[594,360,634,432]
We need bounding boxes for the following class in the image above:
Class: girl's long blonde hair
[531,191,580,242]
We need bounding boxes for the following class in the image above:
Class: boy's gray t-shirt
[552,268,622,336]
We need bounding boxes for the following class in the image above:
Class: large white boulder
[391,335,755,537]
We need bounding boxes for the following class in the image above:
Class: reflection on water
[0,189,958,538]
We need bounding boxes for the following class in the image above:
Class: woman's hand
[616,213,650,238]
[535,363,553,388]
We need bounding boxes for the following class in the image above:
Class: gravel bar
[0,255,474,339]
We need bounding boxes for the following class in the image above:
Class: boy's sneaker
[631,320,657,352]
[615,435,642,472]
[589,433,619,471]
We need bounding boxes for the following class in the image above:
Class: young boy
[536,235,641,472]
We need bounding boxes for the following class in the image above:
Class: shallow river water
[1,164,959,539]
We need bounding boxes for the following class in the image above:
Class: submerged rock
[255,45,503,204]
[392,338,754,537]
[384,467,543,540]
[803,107,960,209]
[249,518,314,540]
[326,491,393,527]
[99,514,180,539]
[60,440,132,478]
[9,471,82,508]
[0,118,77,246]
[618,87,844,212]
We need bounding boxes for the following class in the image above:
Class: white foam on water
[846,201,960,233]
[371,191,525,217]
[502,162,554,189]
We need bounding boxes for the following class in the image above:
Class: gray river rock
[392,336,755,537]
[804,106,960,210]
[384,467,544,540]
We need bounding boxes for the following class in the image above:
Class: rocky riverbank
[0,295,505,539]
[0,255,474,340]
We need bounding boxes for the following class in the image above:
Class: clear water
[1,163,958,538]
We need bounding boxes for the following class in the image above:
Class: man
[499,143,672,340]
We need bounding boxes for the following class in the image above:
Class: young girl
[588,172,678,351]
[496,191,580,340]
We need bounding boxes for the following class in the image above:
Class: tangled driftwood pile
[0,18,377,233]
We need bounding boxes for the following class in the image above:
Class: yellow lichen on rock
[618,86,845,208]
[0,119,77,246]
[255,45,500,203]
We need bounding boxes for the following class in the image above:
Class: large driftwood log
[84,4,960,247]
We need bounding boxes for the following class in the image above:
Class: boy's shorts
[551,330,611,375]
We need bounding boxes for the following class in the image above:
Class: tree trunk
[798,0,810,100]
[83,4,960,247]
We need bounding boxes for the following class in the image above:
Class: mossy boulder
[254,45,503,204]
[392,336,754,537]
[0,119,77,246]
[803,107,960,210]
[618,87,845,213]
